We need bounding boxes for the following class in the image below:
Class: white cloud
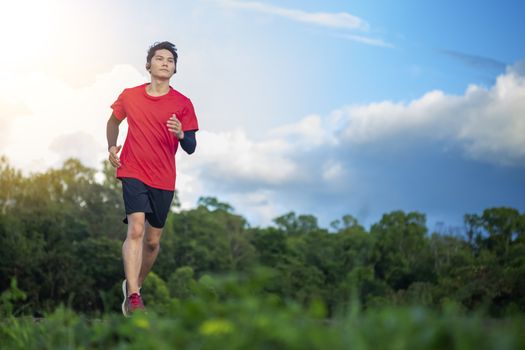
[189,129,298,184]
[322,161,345,181]
[337,65,525,165]
[214,0,394,48]
[49,132,100,164]
[0,64,146,172]
[456,72,525,165]
[230,189,281,225]
[340,90,453,143]
[270,114,334,149]
[0,98,30,149]
[216,0,368,30]
[340,34,394,48]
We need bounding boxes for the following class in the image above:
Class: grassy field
[2,271,525,349]
[2,296,524,350]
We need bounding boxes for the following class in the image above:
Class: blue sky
[0,0,524,230]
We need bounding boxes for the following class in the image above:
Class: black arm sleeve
[179,130,197,154]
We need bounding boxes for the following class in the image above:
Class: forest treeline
[0,156,524,317]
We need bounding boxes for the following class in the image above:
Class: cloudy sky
[1,0,524,230]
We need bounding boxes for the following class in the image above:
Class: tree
[156,205,252,278]
[371,211,434,290]
[0,156,23,215]
[197,196,233,213]
[273,212,320,235]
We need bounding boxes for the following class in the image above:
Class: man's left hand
[167,114,184,139]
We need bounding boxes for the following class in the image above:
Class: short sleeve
[180,99,199,132]
[110,90,127,120]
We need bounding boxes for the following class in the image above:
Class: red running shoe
[125,293,145,316]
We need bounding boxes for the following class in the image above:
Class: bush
[141,272,170,314]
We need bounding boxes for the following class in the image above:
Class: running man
[106,41,198,316]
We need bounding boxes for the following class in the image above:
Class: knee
[145,237,160,252]
[127,222,145,240]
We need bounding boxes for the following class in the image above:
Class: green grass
[1,296,524,350]
[2,271,525,349]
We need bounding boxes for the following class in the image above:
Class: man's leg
[138,222,163,287]
[123,212,146,295]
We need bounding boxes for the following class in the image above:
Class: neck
[147,78,170,96]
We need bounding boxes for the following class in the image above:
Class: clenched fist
[167,114,184,139]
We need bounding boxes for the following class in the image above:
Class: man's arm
[166,114,197,155]
[179,130,197,154]
[106,113,123,167]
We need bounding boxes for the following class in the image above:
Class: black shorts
[120,177,174,229]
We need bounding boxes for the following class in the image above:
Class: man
[106,41,198,316]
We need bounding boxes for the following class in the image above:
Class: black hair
[146,41,178,70]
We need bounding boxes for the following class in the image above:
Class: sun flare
[0,0,58,66]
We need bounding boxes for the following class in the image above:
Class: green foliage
[154,203,253,280]
[167,266,196,299]
[1,291,524,349]
[141,272,171,314]
[0,278,27,317]
[197,196,234,212]
[1,156,525,323]
[273,211,321,235]
[371,211,433,290]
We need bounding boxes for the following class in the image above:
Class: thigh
[121,178,153,214]
[126,212,146,237]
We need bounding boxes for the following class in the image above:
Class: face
[148,49,176,79]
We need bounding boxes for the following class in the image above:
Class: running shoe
[127,293,145,314]
[121,279,129,317]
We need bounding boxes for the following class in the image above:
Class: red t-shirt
[111,83,199,190]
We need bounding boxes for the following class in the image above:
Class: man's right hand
[108,145,122,168]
